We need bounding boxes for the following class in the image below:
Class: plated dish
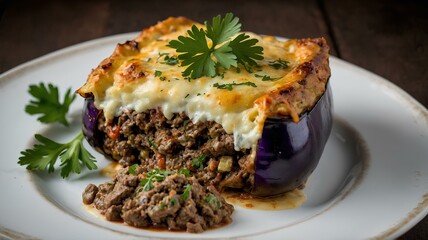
[75,15,333,233]
[1,31,428,239]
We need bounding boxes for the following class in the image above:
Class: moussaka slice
[77,15,332,198]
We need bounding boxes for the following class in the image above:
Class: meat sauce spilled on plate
[221,189,306,210]
[100,162,123,177]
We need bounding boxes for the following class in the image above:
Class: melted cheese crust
[77,17,330,151]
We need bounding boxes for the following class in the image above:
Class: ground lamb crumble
[96,108,255,191]
[83,167,234,233]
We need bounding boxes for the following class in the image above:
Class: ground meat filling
[83,167,234,233]
[97,108,254,190]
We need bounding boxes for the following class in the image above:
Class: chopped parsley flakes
[128,164,139,175]
[162,55,179,65]
[255,74,281,81]
[181,184,192,201]
[205,193,222,209]
[269,59,289,69]
[155,70,162,77]
[191,154,207,169]
[139,168,173,191]
[213,81,257,91]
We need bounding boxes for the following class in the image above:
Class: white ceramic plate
[1,33,428,240]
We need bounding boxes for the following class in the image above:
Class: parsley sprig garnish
[20,82,98,178]
[18,131,97,178]
[167,13,264,79]
[25,83,76,126]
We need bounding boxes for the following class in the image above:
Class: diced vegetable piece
[217,156,233,172]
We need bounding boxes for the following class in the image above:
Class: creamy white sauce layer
[96,32,295,150]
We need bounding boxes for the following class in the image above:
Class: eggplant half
[82,85,332,197]
[253,85,332,196]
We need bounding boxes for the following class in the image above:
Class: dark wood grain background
[1,0,427,238]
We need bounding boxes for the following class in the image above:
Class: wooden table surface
[1,0,427,238]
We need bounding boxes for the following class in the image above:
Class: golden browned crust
[77,17,330,123]
[76,17,195,98]
[255,38,330,122]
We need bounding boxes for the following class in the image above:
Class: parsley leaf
[181,184,192,201]
[255,74,281,81]
[155,70,162,77]
[178,167,191,177]
[242,62,254,73]
[205,193,222,208]
[25,83,76,126]
[148,138,158,151]
[229,33,264,66]
[167,13,264,79]
[205,13,241,45]
[170,197,177,206]
[212,43,237,70]
[191,154,207,169]
[158,202,166,209]
[213,81,257,91]
[128,163,139,175]
[18,131,97,178]
[168,25,216,78]
[139,168,173,191]
[162,55,179,65]
[269,59,289,69]
[139,178,153,191]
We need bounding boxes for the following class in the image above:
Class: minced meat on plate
[82,166,234,233]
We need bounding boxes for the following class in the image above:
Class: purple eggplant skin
[252,85,333,197]
[82,97,99,146]
[82,98,108,157]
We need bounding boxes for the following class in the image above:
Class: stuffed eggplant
[77,16,332,198]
